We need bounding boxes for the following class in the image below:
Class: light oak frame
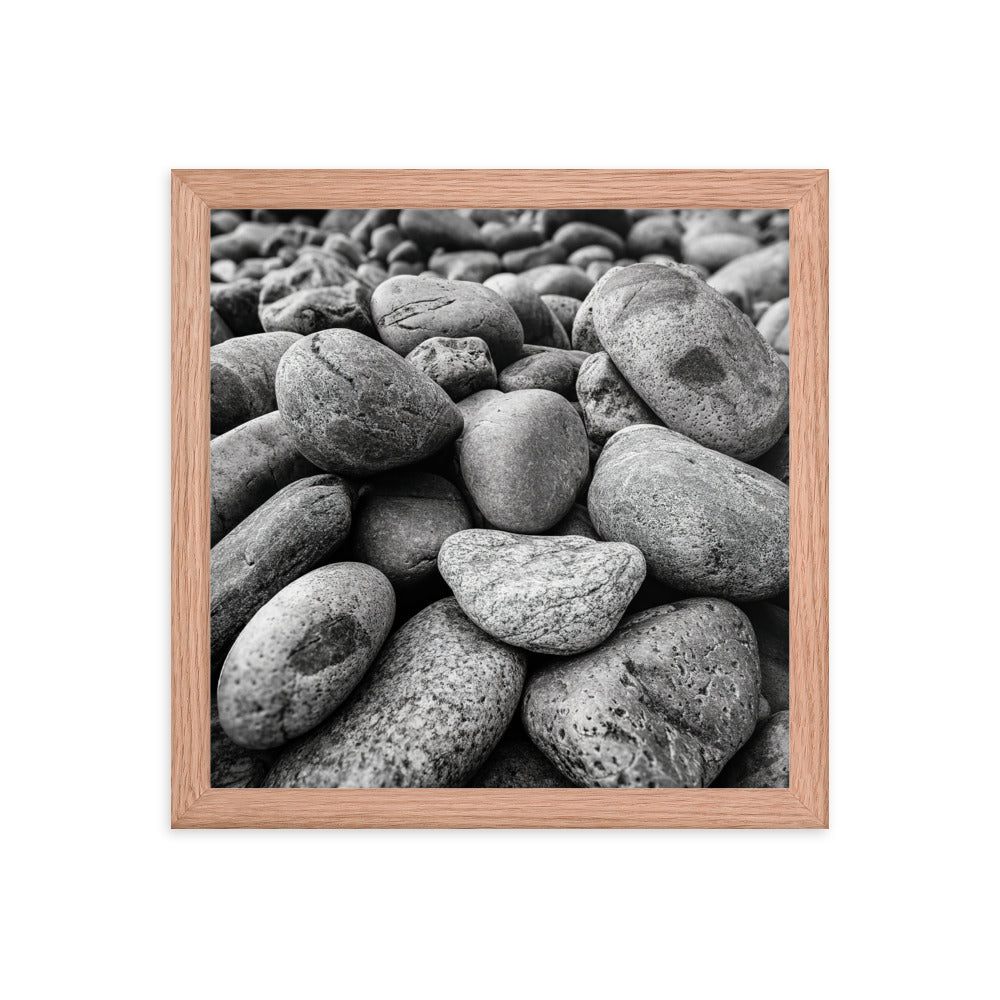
[172,170,828,828]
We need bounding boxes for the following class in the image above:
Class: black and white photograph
[208,206,791,790]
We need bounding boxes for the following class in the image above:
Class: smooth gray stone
[498,351,578,398]
[438,529,645,655]
[625,214,683,258]
[371,274,523,367]
[210,221,278,264]
[276,329,463,476]
[575,351,662,445]
[518,263,594,299]
[552,221,625,257]
[483,272,568,349]
[571,266,623,353]
[588,425,789,600]
[210,411,319,545]
[210,278,264,336]
[569,245,615,269]
[210,331,301,434]
[591,262,788,460]
[501,241,567,272]
[427,249,502,283]
[217,563,395,749]
[405,336,497,401]
[457,389,589,533]
[714,711,789,788]
[522,598,761,787]
[350,471,472,588]
[540,294,581,334]
[398,209,485,251]
[264,598,526,787]
[682,232,760,272]
[258,282,374,336]
[757,297,790,347]
[550,503,599,540]
[708,240,790,310]
[210,474,354,668]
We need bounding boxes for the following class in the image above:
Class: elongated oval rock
[591,262,788,460]
[588,425,788,600]
[210,474,354,667]
[351,471,472,587]
[456,389,589,533]
[217,563,395,749]
[210,411,319,545]
[398,209,484,251]
[210,331,300,434]
[264,598,526,787]
[498,351,578,398]
[275,329,463,476]
[522,598,761,787]
[439,529,645,654]
[708,240,790,308]
[371,274,523,367]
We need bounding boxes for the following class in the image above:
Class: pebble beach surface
[208,207,790,789]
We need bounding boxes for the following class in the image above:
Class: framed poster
[172,169,828,828]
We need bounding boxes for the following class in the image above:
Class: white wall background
[3,3,994,997]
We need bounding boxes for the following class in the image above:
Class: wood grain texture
[171,169,829,829]
[174,169,826,209]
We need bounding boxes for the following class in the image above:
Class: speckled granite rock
[276,329,462,476]
[551,504,599,539]
[457,389,589,532]
[211,703,275,787]
[522,598,761,787]
[405,336,497,401]
[371,274,523,367]
[210,331,301,434]
[217,563,395,748]
[264,598,526,787]
[713,710,789,788]
[743,602,789,712]
[258,282,374,337]
[398,209,485,251]
[438,529,645,654]
[590,263,788,461]
[588,425,789,600]
[351,471,472,587]
[470,724,572,788]
[210,474,354,668]
[576,351,662,444]
[210,411,319,545]
[498,350,578,398]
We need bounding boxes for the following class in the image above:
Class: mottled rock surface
[217,563,395,748]
[575,351,662,444]
[522,598,761,787]
[210,474,354,667]
[588,425,789,600]
[210,411,319,545]
[371,274,523,366]
[351,471,472,587]
[457,389,589,532]
[276,329,462,476]
[264,598,526,787]
[439,529,646,654]
[405,336,497,401]
[590,263,788,460]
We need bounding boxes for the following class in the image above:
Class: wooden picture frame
[172,169,828,828]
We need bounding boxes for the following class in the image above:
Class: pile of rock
[208,207,791,789]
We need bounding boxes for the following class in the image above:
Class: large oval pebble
[217,563,395,749]
[275,329,462,476]
[588,425,788,600]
